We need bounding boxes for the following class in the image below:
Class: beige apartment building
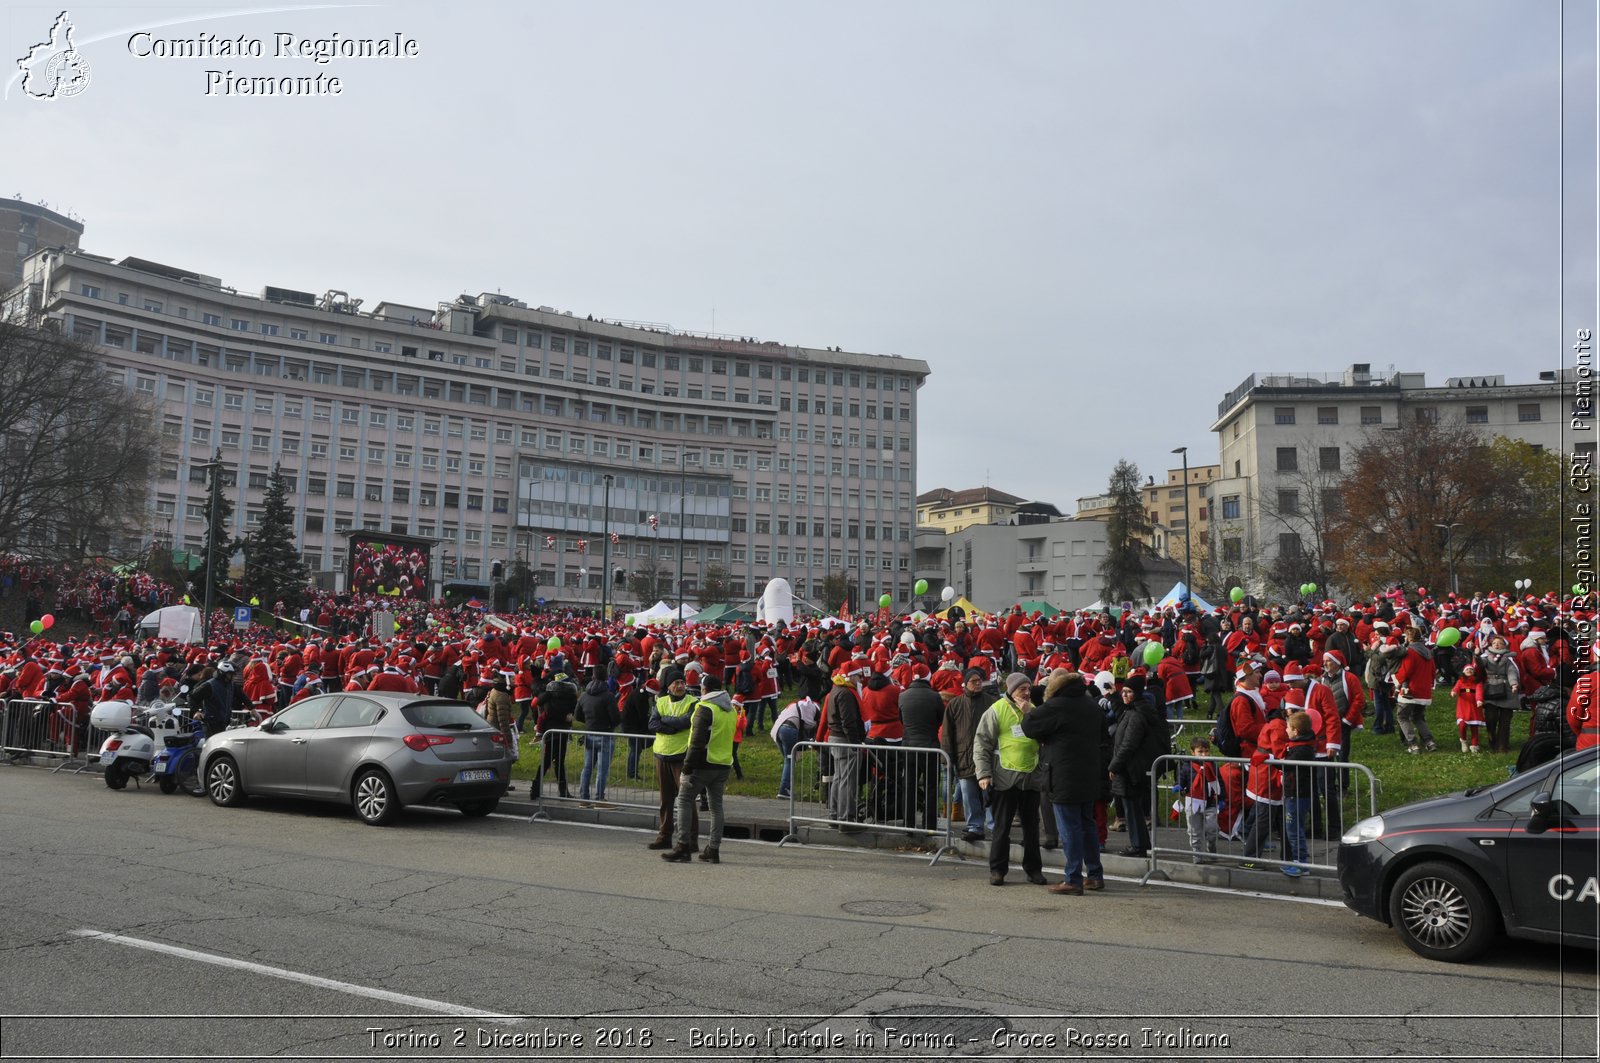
[1207,364,1574,594]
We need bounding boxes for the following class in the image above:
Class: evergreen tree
[1097,458,1152,603]
[194,449,238,607]
[244,463,308,606]
[820,571,854,614]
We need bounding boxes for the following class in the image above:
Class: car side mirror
[1528,792,1558,834]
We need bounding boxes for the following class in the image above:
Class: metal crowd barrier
[778,740,954,865]
[1141,753,1379,883]
[527,728,661,822]
[2,699,90,767]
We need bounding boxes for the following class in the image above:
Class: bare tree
[628,551,675,607]
[0,322,157,561]
[1326,420,1500,596]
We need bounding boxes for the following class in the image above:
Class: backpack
[735,660,755,697]
[1212,696,1243,758]
[1181,638,1201,669]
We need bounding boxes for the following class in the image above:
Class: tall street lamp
[195,459,224,642]
[1434,522,1464,596]
[1171,446,1193,598]
[600,473,614,621]
[677,451,686,625]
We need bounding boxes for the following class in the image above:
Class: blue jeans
[958,777,993,835]
[775,722,800,795]
[1283,796,1311,865]
[1053,801,1104,885]
[626,736,648,778]
[578,734,615,800]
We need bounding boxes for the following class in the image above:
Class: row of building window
[1271,403,1542,426]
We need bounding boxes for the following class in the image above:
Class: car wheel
[352,769,399,826]
[206,756,245,808]
[458,799,498,817]
[103,762,128,790]
[1389,860,1497,962]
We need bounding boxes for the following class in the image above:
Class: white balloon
[940,586,956,602]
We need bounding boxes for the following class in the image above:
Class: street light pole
[1171,445,1192,596]
[1434,522,1464,596]
[196,459,223,644]
[677,452,686,625]
[601,473,613,622]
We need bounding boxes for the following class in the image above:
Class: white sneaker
[1470,745,1482,755]
[1460,740,1470,753]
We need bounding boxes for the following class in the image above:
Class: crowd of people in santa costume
[2,574,1592,761]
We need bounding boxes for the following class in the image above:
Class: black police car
[1338,745,1599,962]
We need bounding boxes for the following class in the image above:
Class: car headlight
[1341,815,1385,844]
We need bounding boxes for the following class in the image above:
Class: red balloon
[1416,587,1426,596]
[40,614,54,630]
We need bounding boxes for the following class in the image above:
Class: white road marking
[71,929,516,1021]
[493,814,1346,906]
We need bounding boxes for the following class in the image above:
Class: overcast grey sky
[4,0,1594,508]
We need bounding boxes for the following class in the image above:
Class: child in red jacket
[1452,663,1485,754]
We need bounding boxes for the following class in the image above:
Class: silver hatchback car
[199,692,512,824]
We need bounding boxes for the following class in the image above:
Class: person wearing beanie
[824,662,868,831]
[972,672,1046,886]
[646,669,698,848]
[660,675,736,865]
[943,668,993,841]
[1022,670,1111,894]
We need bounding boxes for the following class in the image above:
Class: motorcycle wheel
[158,776,178,794]
[104,762,128,790]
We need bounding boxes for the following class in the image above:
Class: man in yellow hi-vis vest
[661,674,738,864]
[973,672,1046,887]
[646,669,697,850]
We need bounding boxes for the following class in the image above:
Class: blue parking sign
[233,606,252,627]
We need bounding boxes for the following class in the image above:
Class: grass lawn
[511,687,1524,812]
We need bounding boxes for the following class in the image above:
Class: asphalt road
[0,767,1594,1062]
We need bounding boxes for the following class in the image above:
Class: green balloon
[1143,642,1165,666]
[1436,627,1462,648]
[1574,584,1585,595]
[546,637,561,651]
[1306,583,1317,595]
[914,579,929,596]
[879,594,892,609]
[1230,587,1244,603]
[29,620,43,635]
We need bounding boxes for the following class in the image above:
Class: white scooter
[91,700,189,790]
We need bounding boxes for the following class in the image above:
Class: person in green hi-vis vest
[973,672,1046,887]
[660,674,738,864]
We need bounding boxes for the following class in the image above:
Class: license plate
[457,769,496,783]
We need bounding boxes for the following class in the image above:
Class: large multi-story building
[5,243,930,610]
[1207,363,1573,593]
[0,198,82,288]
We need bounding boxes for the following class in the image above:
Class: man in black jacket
[897,672,944,832]
[1023,670,1111,894]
